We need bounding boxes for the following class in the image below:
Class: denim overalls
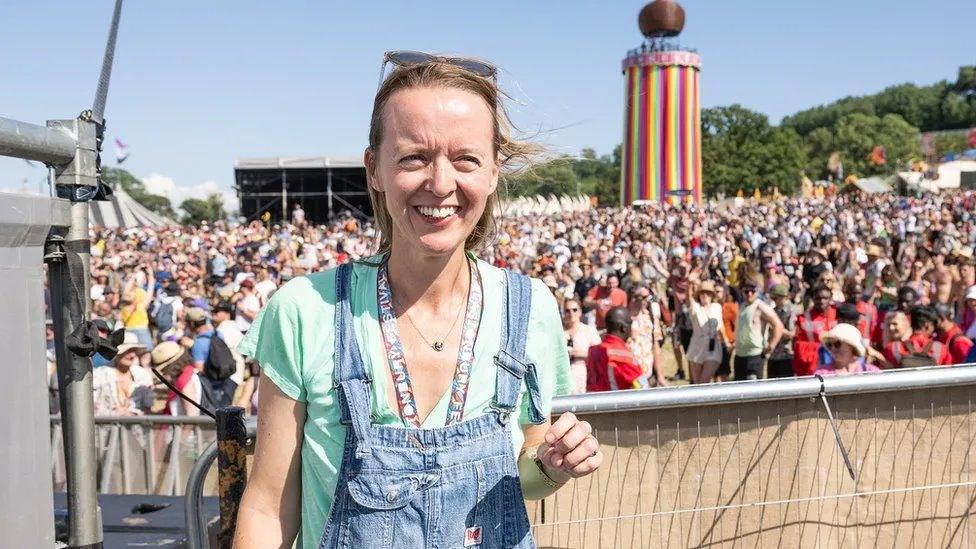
[318,263,546,548]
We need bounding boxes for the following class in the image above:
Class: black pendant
[433,341,444,352]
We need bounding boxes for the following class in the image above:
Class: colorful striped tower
[621,1,701,206]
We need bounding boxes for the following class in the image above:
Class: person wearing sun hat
[814,323,880,376]
[151,340,201,416]
[767,284,797,378]
[685,277,727,383]
[92,332,154,415]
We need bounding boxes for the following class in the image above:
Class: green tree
[504,147,620,205]
[934,132,970,157]
[783,65,976,135]
[830,113,920,177]
[100,167,176,219]
[700,105,806,196]
[180,194,226,225]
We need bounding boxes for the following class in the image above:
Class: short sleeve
[521,278,574,423]
[238,278,315,402]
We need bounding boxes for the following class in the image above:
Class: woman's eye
[455,156,480,168]
[400,155,425,166]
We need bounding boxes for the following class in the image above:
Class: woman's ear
[364,147,382,193]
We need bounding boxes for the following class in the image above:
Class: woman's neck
[386,245,469,311]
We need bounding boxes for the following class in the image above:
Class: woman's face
[366,86,499,257]
[827,340,855,367]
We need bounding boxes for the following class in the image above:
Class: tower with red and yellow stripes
[621,0,701,205]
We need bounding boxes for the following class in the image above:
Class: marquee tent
[89,186,174,228]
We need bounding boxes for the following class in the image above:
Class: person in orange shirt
[586,308,645,392]
[793,284,836,376]
[584,273,628,330]
[843,280,877,342]
[716,284,738,382]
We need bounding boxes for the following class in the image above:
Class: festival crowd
[51,192,976,416]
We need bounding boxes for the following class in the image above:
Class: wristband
[533,448,567,488]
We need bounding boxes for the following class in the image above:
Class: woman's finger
[570,451,603,476]
[560,435,600,469]
[552,420,592,455]
[545,412,577,445]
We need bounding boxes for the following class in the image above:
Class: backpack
[204,334,237,381]
[893,340,942,369]
[152,300,175,333]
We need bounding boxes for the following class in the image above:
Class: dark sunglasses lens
[565,308,579,313]
[389,50,435,66]
[449,58,496,77]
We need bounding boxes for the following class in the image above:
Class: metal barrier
[50,415,217,496]
[130,365,976,548]
[531,365,976,547]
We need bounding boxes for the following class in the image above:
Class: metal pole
[0,116,76,164]
[216,407,248,549]
[327,167,334,218]
[281,169,288,222]
[47,116,103,549]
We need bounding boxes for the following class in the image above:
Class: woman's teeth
[417,206,458,219]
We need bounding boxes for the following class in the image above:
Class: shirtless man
[925,250,953,304]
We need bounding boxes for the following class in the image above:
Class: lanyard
[376,259,483,427]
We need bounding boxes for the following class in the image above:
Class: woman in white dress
[686,279,728,384]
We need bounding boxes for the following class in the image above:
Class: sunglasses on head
[378,50,497,89]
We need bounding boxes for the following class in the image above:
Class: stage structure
[234,156,372,223]
[621,0,702,205]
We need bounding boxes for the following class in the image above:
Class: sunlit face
[825,339,855,367]
[366,86,499,257]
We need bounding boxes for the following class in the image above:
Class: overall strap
[333,263,373,458]
[493,271,546,425]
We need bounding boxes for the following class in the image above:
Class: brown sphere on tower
[638,0,686,38]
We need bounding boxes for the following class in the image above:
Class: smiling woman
[233,55,602,549]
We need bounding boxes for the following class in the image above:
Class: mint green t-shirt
[237,255,572,548]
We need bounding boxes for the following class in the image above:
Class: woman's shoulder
[267,258,380,308]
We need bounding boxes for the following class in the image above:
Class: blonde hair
[366,62,541,253]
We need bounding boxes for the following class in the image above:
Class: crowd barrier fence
[55,365,976,548]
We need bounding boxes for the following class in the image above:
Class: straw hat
[951,245,974,261]
[697,280,718,297]
[820,324,866,357]
[866,244,885,258]
[115,331,147,356]
[770,284,790,298]
[185,307,208,323]
[150,341,184,371]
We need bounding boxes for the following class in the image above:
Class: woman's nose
[426,157,457,197]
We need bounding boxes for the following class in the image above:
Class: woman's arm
[234,376,305,549]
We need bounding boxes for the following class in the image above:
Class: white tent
[89,186,174,228]
[937,160,976,190]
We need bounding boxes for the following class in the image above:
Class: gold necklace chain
[390,259,468,352]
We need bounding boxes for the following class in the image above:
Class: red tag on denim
[464,526,482,546]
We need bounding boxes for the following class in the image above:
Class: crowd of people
[53,191,976,416]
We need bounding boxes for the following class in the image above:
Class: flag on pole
[114,138,130,163]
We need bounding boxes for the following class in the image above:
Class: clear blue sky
[1,1,971,208]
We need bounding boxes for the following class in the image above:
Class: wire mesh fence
[528,384,976,548]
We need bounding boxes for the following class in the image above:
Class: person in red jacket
[586,307,645,392]
[584,273,628,331]
[843,280,877,341]
[933,302,973,365]
[793,284,836,376]
[884,305,952,367]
